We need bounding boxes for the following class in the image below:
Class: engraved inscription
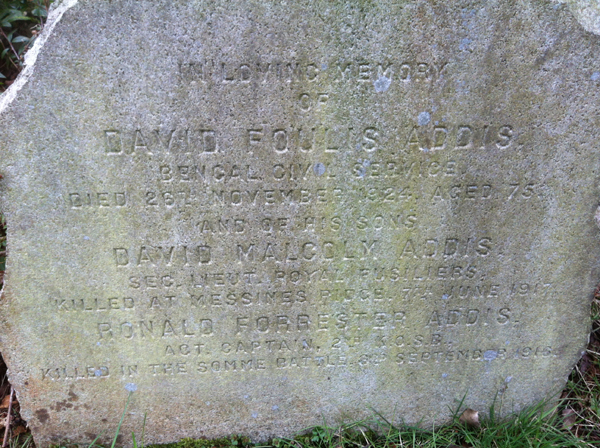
[45,67,553,389]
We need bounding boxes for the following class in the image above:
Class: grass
[43,400,598,448]
[263,403,597,448]
[559,297,600,441]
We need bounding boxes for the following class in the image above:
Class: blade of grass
[111,392,133,448]
[140,412,147,448]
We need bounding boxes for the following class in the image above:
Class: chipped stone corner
[0,0,78,116]
[554,0,600,35]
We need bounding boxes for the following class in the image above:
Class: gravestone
[1,0,600,445]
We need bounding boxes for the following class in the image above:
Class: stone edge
[0,0,79,116]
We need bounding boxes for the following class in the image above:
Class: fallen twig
[0,28,22,70]
[2,386,14,448]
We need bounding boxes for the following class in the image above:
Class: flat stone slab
[1,0,599,445]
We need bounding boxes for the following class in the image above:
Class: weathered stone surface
[0,0,599,445]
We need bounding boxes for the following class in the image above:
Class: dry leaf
[12,425,26,436]
[459,408,480,427]
[0,394,12,409]
[579,353,593,374]
[562,407,577,430]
